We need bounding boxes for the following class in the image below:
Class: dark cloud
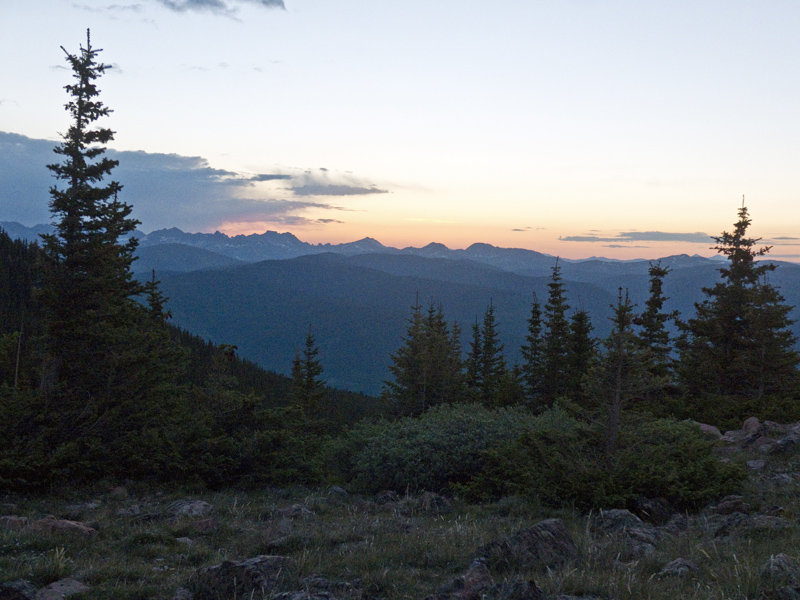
[289,184,389,197]
[561,231,711,244]
[603,244,649,249]
[250,173,292,182]
[772,236,800,241]
[0,131,345,232]
[317,218,344,224]
[155,0,284,13]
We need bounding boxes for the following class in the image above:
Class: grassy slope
[1,447,799,600]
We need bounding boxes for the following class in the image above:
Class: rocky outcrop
[478,518,578,571]
[425,560,542,600]
[189,555,298,600]
[29,516,97,537]
[0,578,90,600]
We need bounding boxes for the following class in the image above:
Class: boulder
[760,553,800,587]
[426,560,494,600]
[426,560,543,600]
[743,417,762,436]
[30,516,97,537]
[694,422,722,439]
[189,555,298,600]
[593,509,644,534]
[708,495,750,515]
[478,518,577,571]
[33,578,90,600]
[658,558,698,577]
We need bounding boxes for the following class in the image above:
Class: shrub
[327,403,540,494]
[460,412,746,511]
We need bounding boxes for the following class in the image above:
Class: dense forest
[2,32,798,511]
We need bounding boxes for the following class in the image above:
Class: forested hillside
[2,32,799,520]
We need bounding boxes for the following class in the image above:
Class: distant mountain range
[5,221,799,395]
[2,220,725,276]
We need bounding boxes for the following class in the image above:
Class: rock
[694,422,723,439]
[176,537,195,546]
[661,513,689,535]
[328,486,348,498]
[173,588,193,600]
[755,437,777,453]
[426,560,494,600]
[168,500,214,519]
[709,495,751,515]
[771,432,800,454]
[427,560,543,600]
[30,516,97,537]
[705,511,751,538]
[0,516,28,530]
[632,497,673,525]
[593,509,645,533]
[190,555,298,600]
[478,518,578,571]
[760,553,800,586]
[0,580,37,600]
[658,558,698,577]
[749,460,767,470]
[743,417,762,436]
[33,578,90,600]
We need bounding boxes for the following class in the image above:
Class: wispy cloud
[0,131,364,233]
[155,0,284,14]
[561,231,712,244]
[289,184,389,197]
[250,173,292,182]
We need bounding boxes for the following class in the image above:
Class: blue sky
[2,0,800,259]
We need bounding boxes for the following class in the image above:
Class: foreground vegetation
[1,441,798,600]
[5,30,800,600]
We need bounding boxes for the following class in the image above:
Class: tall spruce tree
[565,307,596,403]
[678,205,800,418]
[542,260,571,402]
[520,293,544,406]
[465,317,483,394]
[634,261,678,384]
[291,328,326,420]
[479,301,507,405]
[40,30,143,397]
[383,299,464,416]
[588,289,657,453]
[37,31,183,478]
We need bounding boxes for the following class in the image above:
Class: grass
[1,453,800,599]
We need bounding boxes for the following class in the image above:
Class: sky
[2,0,800,260]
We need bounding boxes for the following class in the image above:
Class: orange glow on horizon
[210,219,736,262]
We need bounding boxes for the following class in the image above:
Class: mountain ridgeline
[5,220,800,396]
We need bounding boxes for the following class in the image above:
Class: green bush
[327,403,540,494]
[614,418,747,510]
